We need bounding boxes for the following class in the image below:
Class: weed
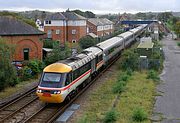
[147,70,160,82]
[112,81,126,94]
[104,109,118,123]
[132,107,148,122]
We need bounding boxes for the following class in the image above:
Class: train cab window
[40,73,65,88]
[43,73,61,82]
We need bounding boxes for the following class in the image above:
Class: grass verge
[0,78,38,99]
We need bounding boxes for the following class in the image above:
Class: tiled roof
[88,18,114,26]
[45,12,66,20]
[62,12,86,20]
[0,16,44,36]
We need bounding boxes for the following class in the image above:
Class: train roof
[83,46,102,56]
[96,36,123,51]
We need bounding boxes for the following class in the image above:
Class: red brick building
[44,12,87,44]
[87,18,114,37]
[0,16,44,62]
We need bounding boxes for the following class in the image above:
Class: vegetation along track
[0,52,121,123]
[22,53,122,123]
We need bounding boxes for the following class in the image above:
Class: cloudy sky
[0,0,179,14]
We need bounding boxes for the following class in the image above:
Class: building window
[72,40,76,43]
[56,30,60,35]
[47,30,52,38]
[23,48,29,60]
[72,29,76,34]
[45,20,51,24]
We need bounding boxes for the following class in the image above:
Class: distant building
[35,19,44,31]
[87,18,114,37]
[0,16,44,62]
[44,12,87,44]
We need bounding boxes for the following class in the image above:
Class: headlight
[36,89,42,93]
[54,91,61,94]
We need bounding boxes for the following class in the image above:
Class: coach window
[23,48,29,60]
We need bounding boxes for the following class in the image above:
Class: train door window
[23,48,29,60]
[96,56,98,64]
[65,73,72,86]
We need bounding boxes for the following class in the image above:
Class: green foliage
[72,9,95,18]
[132,107,147,122]
[174,21,180,38]
[112,81,126,94]
[147,70,160,82]
[20,66,32,81]
[157,12,173,22]
[177,42,180,47]
[79,36,98,49]
[0,38,19,90]
[120,49,139,71]
[28,60,44,75]
[44,43,71,65]
[103,109,118,123]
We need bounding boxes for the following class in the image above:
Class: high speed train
[36,24,148,103]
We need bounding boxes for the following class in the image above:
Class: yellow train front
[36,63,73,103]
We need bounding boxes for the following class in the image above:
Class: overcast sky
[0,0,179,14]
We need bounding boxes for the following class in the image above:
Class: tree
[0,38,18,90]
[44,42,71,65]
[174,21,180,38]
[79,36,98,49]
[157,12,173,22]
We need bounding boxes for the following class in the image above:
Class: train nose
[36,92,64,103]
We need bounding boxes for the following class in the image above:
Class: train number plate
[42,93,51,97]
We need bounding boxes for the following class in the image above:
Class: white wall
[67,20,86,26]
[44,20,67,26]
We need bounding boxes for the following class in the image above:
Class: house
[35,19,44,31]
[44,12,87,44]
[0,16,44,62]
[87,18,114,37]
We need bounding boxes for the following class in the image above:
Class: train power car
[36,24,147,103]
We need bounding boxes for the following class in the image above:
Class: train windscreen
[39,73,66,88]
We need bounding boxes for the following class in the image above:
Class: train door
[91,59,96,73]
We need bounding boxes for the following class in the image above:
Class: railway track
[0,88,43,123]
[22,54,122,123]
[0,53,121,123]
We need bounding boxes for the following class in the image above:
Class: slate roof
[88,18,114,26]
[62,12,86,20]
[0,16,44,36]
[45,12,66,20]
[45,12,86,20]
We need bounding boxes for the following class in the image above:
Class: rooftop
[88,18,114,26]
[0,16,44,36]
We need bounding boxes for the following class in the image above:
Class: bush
[79,36,98,49]
[147,70,160,82]
[28,60,44,75]
[119,74,130,82]
[0,38,19,91]
[20,66,32,81]
[44,43,71,65]
[112,81,126,94]
[126,68,133,76]
[177,42,180,47]
[120,49,139,71]
[104,109,118,123]
[132,107,147,122]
